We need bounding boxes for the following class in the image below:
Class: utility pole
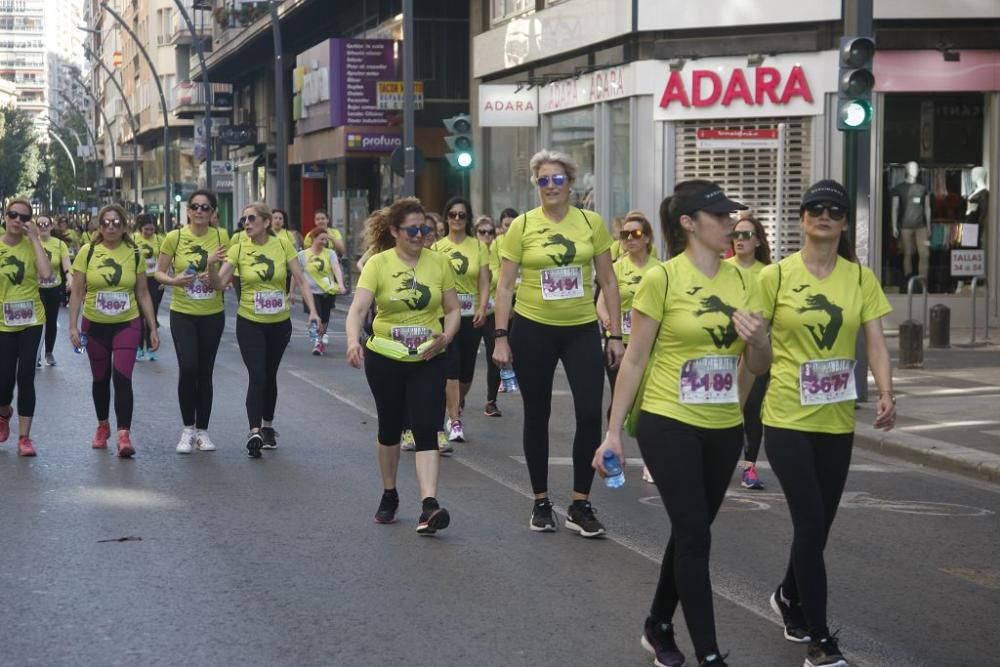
[402,0,415,197]
[173,0,213,191]
[270,1,289,211]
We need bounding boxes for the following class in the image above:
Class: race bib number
[621,310,632,335]
[458,293,475,317]
[39,274,59,288]
[3,300,36,327]
[145,258,157,275]
[253,290,285,316]
[391,326,432,352]
[799,358,857,405]
[540,266,584,301]
[678,356,739,404]
[185,277,216,300]
[95,291,131,317]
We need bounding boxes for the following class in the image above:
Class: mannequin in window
[956,166,989,293]
[891,161,931,283]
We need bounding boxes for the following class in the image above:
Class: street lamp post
[61,88,117,203]
[81,46,142,209]
[172,0,213,191]
[98,3,172,221]
[269,1,288,211]
[46,129,80,208]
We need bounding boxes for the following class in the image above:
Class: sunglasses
[620,229,645,241]
[447,211,468,220]
[37,220,52,229]
[5,211,31,223]
[400,224,434,238]
[730,230,755,241]
[239,214,259,226]
[805,203,847,221]
[189,203,213,213]
[477,228,496,237]
[536,174,567,188]
[101,218,124,228]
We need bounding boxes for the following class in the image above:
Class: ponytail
[658,196,684,258]
[837,230,857,262]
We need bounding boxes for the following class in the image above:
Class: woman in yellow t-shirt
[725,211,772,491]
[759,181,894,667]
[595,180,771,667]
[69,204,159,458]
[346,197,459,534]
[297,228,346,355]
[492,149,624,538]
[36,214,72,367]
[133,213,164,361]
[155,191,229,453]
[271,208,302,250]
[0,199,54,456]
[212,202,318,458]
[475,215,503,417]
[304,208,345,257]
[431,196,490,443]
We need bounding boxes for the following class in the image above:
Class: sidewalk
[856,330,1000,484]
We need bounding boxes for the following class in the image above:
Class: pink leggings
[82,317,140,429]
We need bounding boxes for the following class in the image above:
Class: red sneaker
[117,430,135,458]
[17,436,36,457]
[92,422,111,449]
[0,412,9,443]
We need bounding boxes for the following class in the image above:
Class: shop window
[550,107,596,211]
[486,126,536,218]
[609,100,631,218]
[880,93,986,294]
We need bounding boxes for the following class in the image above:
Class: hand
[148,329,161,352]
[420,333,450,361]
[209,245,227,264]
[873,394,896,431]
[605,338,625,370]
[492,337,512,368]
[173,272,196,288]
[601,316,611,331]
[24,220,40,241]
[158,284,165,291]
[308,312,321,330]
[69,328,81,349]
[592,432,624,478]
[472,308,486,328]
[733,310,767,348]
[347,341,364,368]
[336,283,347,296]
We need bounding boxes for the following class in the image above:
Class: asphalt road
[1,301,997,667]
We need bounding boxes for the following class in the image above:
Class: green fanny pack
[367,335,436,360]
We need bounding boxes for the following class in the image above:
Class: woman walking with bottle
[36,214,72,367]
[298,228,346,355]
[134,213,163,361]
[475,215,504,417]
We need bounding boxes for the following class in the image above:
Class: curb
[854,422,1000,485]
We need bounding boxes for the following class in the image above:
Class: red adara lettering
[659,65,813,109]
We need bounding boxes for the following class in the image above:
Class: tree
[0,106,44,202]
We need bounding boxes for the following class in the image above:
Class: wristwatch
[493,329,509,339]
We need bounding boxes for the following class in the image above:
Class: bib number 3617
[679,356,738,404]
[799,358,857,405]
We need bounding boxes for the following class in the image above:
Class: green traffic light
[457,152,473,169]
[841,99,872,129]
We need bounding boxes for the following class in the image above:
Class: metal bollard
[928,304,950,348]
[898,319,924,368]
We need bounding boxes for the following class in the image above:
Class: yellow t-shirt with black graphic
[226,235,298,323]
[610,239,659,263]
[72,242,141,324]
[632,253,761,429]
[357,248,455,362]
[298,247,340,295]
[760,252,891,434]
[160,226,226,316]
[500,206,613,327]
[0,236,45,331]
[39,237,69,289]
[725,256,766,281]
[613,254,656,344]
[134,234,162,277]
[432,235,489,316]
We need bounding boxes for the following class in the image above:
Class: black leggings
[446,315,483,383]
[39,286,62,355]
[510,314,604,496]
[765,426,853,640]
[637,411,743,660]
[140,277,163,349]
[742,372,769,462]
[0,325,42,417]
[83,318,141,429]
[364,348,447,451]
[481,313,500,401]
[604,339,626,422]
[169,310,225,429]
[314,293,334,325]
[235,316,291,429]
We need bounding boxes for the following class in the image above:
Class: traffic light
[837,36,875,131]
[443,113,474,170]
[172,182,183,204]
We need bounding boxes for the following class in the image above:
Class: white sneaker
[642,466,655,484]
[401,429,416,451]
[448,419,465,442]
[195,430,216,452]
[176,428,195,454]
[321,333,329,345]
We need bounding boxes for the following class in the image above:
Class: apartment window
[491,0,532,24]
[156,8,172,44]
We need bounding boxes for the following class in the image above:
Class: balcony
[171,80,233,119]
[113,143,143,165]
[170,7,212,47]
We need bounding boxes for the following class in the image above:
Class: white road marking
[898,420,1000,432]
[898,386,1000,397]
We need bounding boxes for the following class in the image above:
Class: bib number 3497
[799,358,857,405]
[679,355,738,404]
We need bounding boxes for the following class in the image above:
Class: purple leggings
[82,317,140,429]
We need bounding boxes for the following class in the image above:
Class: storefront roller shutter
[675,117,812,259]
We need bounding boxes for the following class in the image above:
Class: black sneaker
[416,498,450,534]
[529,499,557,532]
[770,586,811,643]
[565,500,606,538]
[260,427,278,450]
[640,617,686,667]
[698,654,729,667]
[806,634,848,667]
[374,491,399,524]
[246,432,263,458]
[483,401,501,417]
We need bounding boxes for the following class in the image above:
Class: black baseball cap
[676,182,748,216]
[800,179,850,212]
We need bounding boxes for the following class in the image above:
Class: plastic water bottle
[183,262,197,277]
[308,321,320,344]
[500,367,519,393]
[74,333,88,354]
[603,450,625,488]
